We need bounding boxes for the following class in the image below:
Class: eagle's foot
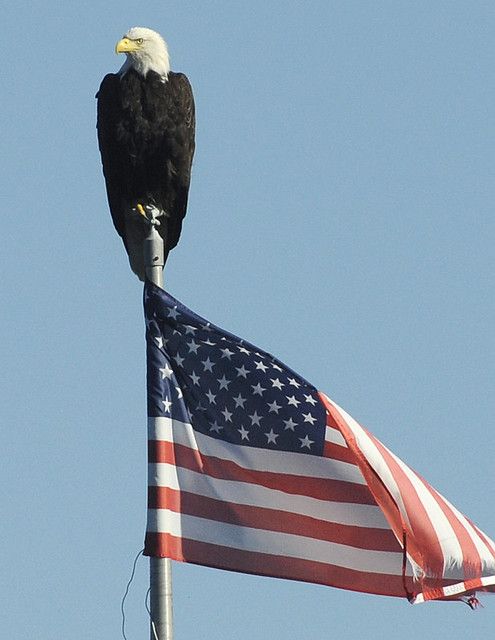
[136,203,147,218]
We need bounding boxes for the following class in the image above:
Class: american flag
[144,283,495,605]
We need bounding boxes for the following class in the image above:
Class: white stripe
[149,417,366,485]
[414,575,495,604]
[383,448,466,579]
[325,426,347,448]
[473,523,495,559]
[323,396,412,530]
[324,396,469,580]
[150,462,392,530]
[434,491,495,572]
[147,508,406,576]
[324,395,495,592]
[339,403,466,580]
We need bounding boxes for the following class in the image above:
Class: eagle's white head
[116,27,170,79]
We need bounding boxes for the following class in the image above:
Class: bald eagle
[97,27,195,280]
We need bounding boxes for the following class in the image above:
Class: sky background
[2,1,494,638]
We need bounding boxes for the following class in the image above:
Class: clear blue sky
[2,2,494,638]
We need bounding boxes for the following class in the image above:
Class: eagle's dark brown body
[97,69,195,279]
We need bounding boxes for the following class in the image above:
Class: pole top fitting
[134,203,166,228]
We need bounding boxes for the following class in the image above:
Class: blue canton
[145,283,326,456]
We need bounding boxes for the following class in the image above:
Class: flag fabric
[144,282,495,605]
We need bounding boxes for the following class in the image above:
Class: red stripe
[367,434,494,598]
[148,486,401,552]
[144,532,413,598]
[471,521,495,564]
[320,397,410,541]
[424,485,482,581]
[420,576,495,602]
[320,394,495,602]
[320,395,445,596]
[325,412,341,431]
[360,430,451,599]
[323,440,358,465]
[418,582,466,602]
[365,433,446,580]
[149,440,377,505]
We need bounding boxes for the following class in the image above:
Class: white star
[238,345,251,355]
[190,371,201,385]
[235,365,250,378]
[206,390,217,404]
[270,377,285,390]
[167,306,179,320]
[288,377,301,388]
[249,411,262,426]
[202,357,215,372]
[175,386,183,399]
[299,435,314,450]
[286,395,301,407]
[304,394,318,406]
[302,411,317,425]
[283,417,298,431]
[154,336,164,349]
[238,426,250,441]
[251,382,266,396]
[267,400,282,414]
[173,353,185,367]
[254,360,269,372]
[220,347,235,360]
[272,363,283,372]
[217,375,231,390]
[184,325,197,335]
[187,339,200,354]
[201,322,213,332]
[162,397,172,412]
[221,407,233,422]
[233,393,247,409]
[159,363,173,379]
[265,429,278,445]
[209,421,223,434]
[202,338,216,346]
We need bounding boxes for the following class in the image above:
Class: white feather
[118,27,170,79]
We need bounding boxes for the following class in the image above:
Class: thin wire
[121,548,144,640]
[145,587,151,617]
[145,587,160,640]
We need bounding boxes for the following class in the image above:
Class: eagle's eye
[136,38,144,45]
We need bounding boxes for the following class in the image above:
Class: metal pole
[144,210,173,640]
[149,556,173,640]
[144,212,164,289]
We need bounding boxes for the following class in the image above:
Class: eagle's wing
[159,72,196,250]
[96,74,127,244]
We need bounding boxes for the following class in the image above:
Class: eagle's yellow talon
[136,203,147,218]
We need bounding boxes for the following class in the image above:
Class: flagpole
[144,210,173,640]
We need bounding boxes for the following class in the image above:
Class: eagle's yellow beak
[115,37,140,54]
